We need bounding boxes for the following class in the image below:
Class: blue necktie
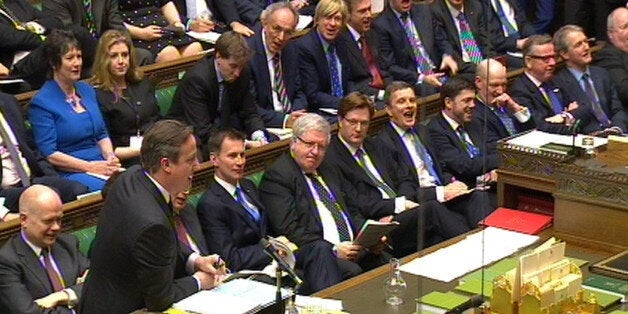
[494,107,518,135]
[406,130,442,185]
[492,0,518,37]
[235,187,261,223]
[540,83,564,115]
[582,73,611,127]
[327,44,343,98]
[456,126,481,158]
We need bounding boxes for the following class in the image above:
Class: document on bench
[399,227,539,282]
[173,279,293,314]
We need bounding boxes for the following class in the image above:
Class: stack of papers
[399,227,539,282]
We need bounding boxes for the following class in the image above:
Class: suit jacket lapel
[15,236,52,293]
[253,35,273,107]
[364,139,395,188]
[215,181,262,236]
[180,205,209,255]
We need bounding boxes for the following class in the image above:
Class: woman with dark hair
[91,30,161,167]
[29,29,121,192]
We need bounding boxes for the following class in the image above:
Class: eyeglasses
[526,54,557,63]
[343,118,370,128]
[296,136,328,152]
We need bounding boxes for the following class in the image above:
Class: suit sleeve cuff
[513,107,531,123]
[394,196,406,214]
[63,288,78,308]
[186,252,201,274]
[191,273,202,291]
[282,114,290,129]
[436,186,445,203]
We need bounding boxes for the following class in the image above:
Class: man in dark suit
[428,77,499,190]
[595,7,628,107]
[0,93,87,218]
[42,0,154,65]
[510,34,591,134]
[0,185,89,313]
[430,0,498,80]
[247,3,307,129]
[377,81,493,231]
[553,25,628,135]
[259,113,388,293]
[372,0,457,96]
[197,129,276,271]
[473,58,535,149]
[80,120,225,313]
[326,92,471,255]
[296,0,352,119]
[338,0,391,106]
[487,0,535,68]
[168,31,267,160]
[172,0,255,37]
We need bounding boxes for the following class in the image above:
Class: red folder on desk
[482,207,553,235]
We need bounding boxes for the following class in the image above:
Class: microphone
[444,295,485,314]
[259,238,303,286]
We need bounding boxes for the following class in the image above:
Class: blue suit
[372,3,454,86]
[296,29,351,114]
[247,32,307,128]
[29,81,110,191]
[510,74,592,135]
[196,178,272,271]
[553,66,628,134]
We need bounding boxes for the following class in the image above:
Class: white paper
[187,31,221,43]
[129,136,143,150]
[318,108,338,115]
[295,295,343,311]
[399,227,539,282]
[297,15,313,31]
[174,279,293,314]
[266,128,293,140]
[506,130,607,149]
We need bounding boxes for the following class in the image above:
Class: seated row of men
[0,77,502,312]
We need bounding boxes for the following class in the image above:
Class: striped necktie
[494,106,518,135]
[456,126,481,158]
[42,248,65,292]
[354,148,397,198]
[272,54,291,113]
[400,13,434,75]
[327,44,344,98]
[539,83,563,115]
[492,0,518,37]
[306,173,351,241]
[456,12,483,64]
[405,130,442,185]
[236,186,261,223]
[83,0,97,37]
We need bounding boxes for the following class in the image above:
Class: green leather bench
[155,86,177,116]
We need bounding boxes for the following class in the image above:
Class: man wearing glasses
[247,3,307,129]
[259,113,388,293]
[510,34,590,134]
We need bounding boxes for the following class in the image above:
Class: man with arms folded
[0,185,89,313]
[259,113,388,293]
[247,3,307,129]
[553,25,628,135]
[80,120,226,313]
[510,34,591,135]
[376,81,491,235]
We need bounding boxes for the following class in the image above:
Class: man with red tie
[0,184,90,313]
[338,0,392,107]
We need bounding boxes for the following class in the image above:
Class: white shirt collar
[524,71,545,88]
[20,230,43,257]
[441,111,461,131]
[214,175,239,197]
[337,134,361,156]
[346,24,361,42]
[446,0,464,18]
[145,172,170,204]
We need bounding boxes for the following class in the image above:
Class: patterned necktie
[0,0,22,28]
[582,73,611,127]
[42,248,65,292]
[327,44,344,98]
[359,36,385,90]
[272,54,291,113]
[456,126,481,158]
[306,173,351,241]
[494,106,518,135]
[400,13,434,75]
[236,187,261,223]
[83,0,97,37]
[174,215,192,249]
[456,12,483,64]
[354,149,397,198]
[539,83,564,115]
[405,130,442,185]
[0,114,30,187]
[492,0,518,37]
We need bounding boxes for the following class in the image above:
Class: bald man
[473,58,535,150]
[0,185,89,313]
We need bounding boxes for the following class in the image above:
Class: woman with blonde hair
[91,30,161,167]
